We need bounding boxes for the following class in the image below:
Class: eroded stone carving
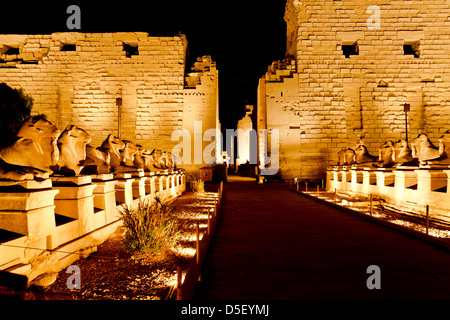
[376,140,395,168]
[53,125,91,176]
[100,135,141,173]
[393,139,416,166]
[0,117,178,180]
[120,140,139,168]
[355,145,378,165]
[426,130,450,165]
[141,148,159,172]
[81,144,111,174]
[337,148,356,166]
[151,149,166,169]
[100,134,124,171]
[0,116,60,180]
[411,133,441,163]
[133,145,146,169]
[162,151,175,169]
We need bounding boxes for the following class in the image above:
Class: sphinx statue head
[100,135,126,171]
[141,148,158,172]
[438,130,450,159]
[424,130,450,165]
[0,116,60,180]
[337,148,355,166]
[411,133,440,163]
[133,145,146,169]
[120,140,139,168]
[150,149,166,169]
[162,151,175,169]
[355,145,378,164]
[54,125,91,176]
[392,139,414,166]
[81,144,111,175]
[377,140,395,167]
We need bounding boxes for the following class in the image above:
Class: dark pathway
[194,178,450,300]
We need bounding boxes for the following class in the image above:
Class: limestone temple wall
[258,0,450,180]
[0,32,219,177]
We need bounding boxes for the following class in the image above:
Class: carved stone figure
[337,148,356,166]
[81,144,111,174]
[100,134,124,171]
[151,149,166,169]
[0,116,60,180]
[141,148,159,172]
[100,135,140,173]
[133,145,146,169]
[161,151,175,169]
[376,140,395,168]
[53,125,91,176]
[355,145,378,165]
[426,130,450,165]
[392,139,416,166]
[120,140,139,168]
[411,133,440,163]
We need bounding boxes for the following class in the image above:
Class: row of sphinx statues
[337,131,450,168]
[0,116,176,181]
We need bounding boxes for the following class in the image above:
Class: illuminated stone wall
[0,32,219,176]
[258,0,450,180]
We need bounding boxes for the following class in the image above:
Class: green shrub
[119,198,179,254]
[191,179,205,194]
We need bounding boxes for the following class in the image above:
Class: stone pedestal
[144,172,157,203]
[155,175,166,200]
[114,173,135,205]
[415,169,448,205]
[175,173,183,194]
[393,169,418,202]
[91,174,117,225]
[326,169,335,191]
[0,179,58,242]
[362,169,377,195]
[350,169,364,194]
[52,176,97,237]
[374,168,395,197]
[131,171,147,201]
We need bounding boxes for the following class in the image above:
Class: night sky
[0,1,287,132]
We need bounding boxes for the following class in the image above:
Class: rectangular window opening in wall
[342,41,359,58]
[403,41,420,58]
[61,43,77,52]
[2,45,20,55]
[123,43,139,58]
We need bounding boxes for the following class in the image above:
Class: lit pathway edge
[166,181,224,300]
[290,187,450,253]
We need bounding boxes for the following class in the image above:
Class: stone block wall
[0,32,219,176]
[258,0,450,180]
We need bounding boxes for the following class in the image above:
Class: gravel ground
[38,191,218,300]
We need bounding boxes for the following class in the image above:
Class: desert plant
[191,179,205,194]
[119,197,179,254]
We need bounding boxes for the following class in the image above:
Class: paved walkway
[194,178,450,300]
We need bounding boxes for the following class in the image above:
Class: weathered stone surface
[258,0,450,180]
[0,117,60,180]
[54,125,91,176]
